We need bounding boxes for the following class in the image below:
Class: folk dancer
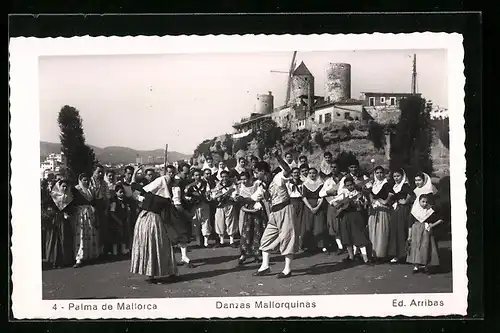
[253,149,297,279]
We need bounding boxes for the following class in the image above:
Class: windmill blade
[285,51,297,105]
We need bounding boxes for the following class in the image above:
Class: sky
[39,49,447,154]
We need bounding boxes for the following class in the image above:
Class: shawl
[50,181,73,211]
[319,159,333,176]
[239,182,258,198]
[411,173,437,216]
[393,169,409,194]
[332,187,360,204]
[371,174,388,195]
[285,160,298,169]
[392,170,409,209]
[411,204,435,223]
[75,180,94,202]
[319,177,340,204]
[302,177,324,192]
[143,175,172,199]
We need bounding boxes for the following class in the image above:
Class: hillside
[191,120,450,179]
[40,141,191,165]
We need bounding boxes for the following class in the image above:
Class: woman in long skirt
[45,180,75,268]
[286,167,305,251]
[72,174,100,268]
[236,171,258,240]
[407,193,443,274]
[336,177,371,265]
[130,175,178,284]
[302,168,328,253]
[367,165,393,262]
[387,168,413,263]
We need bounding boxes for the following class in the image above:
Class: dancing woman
[130,174,178,284]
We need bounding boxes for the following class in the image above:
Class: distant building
[359,92,421,107]
[135,155,143,164]
[40,152,65,179]
[232,61,427,135]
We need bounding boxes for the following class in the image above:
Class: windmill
[270,51,297,106]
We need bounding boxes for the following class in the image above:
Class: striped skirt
[130,211,178,277]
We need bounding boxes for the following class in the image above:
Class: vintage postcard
[9,33,466,319]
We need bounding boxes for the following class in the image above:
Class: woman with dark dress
[407,193,443,274]
[387,169,413,263]
[367,166,393,262]
[72,174,99,268]
[302,168,328,254]
[286,167,305,251]
[335,176,372,265]
[45,179,75,268]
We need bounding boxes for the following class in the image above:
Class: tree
[314,132,328,150]
[255,119,283,158]
[222,134,234,156]
[367,121,385,150]
[390,96,433,177]
[57,105,97,182]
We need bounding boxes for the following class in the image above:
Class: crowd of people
[40,149,449,284]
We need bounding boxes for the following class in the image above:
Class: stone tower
[290,61,314,107]
[325,63,351,103]
[255,91,274,114]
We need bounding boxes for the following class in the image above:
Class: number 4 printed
[52,304,57,310]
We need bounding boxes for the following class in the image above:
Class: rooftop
[292,61,313,76]
[360,92,422,96]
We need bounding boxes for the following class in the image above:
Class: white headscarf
[393,169,409,194]
[75,175,94,202]
[303,175,324,192]
[319,159,333,176]
[143,175,172,199]
[411,173,437,218]
[371,167,388,195]
[411,200,435,223]
[216,164,230,181]
[50,181,73,211]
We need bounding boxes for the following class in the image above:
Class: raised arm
[272,149,291,178]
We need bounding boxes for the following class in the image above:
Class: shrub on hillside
[193,138,216,158]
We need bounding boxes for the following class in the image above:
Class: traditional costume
[109,195,132,255]
[211,179,238,246]
[336,188,371,250]
[238,182,266,260]
[387,170,413,261]
[367,171,392,259]
[286,178,305,250]
[319,173,344,251]
[406,201,441,268]
[302,176,327,251]
[91,174,110,255]
[72,178,100,265]
[45,182,75,268]
[258,172,296,256]
[185,179,212,247]
[130,176,178,279]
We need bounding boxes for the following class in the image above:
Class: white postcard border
[9,32,467,319]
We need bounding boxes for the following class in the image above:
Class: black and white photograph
[10,33,466,318]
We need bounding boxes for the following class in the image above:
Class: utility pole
[411,53,417,95]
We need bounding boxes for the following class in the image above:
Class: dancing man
[253,149,296,279]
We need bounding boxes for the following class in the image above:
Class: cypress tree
[390,96,433,177]
[57,105,97,182]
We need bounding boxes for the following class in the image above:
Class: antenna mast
[411,53,417,94]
